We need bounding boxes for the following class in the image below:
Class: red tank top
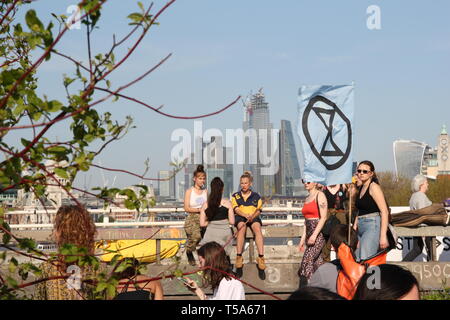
[302,200,319,219]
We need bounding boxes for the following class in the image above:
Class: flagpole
[348,183,352,244]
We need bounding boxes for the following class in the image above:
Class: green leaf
[95,282,108,293]
[106,284,117,299]
[8,257,18,273]
[127,12,143,25]
[54,168,69,179]
[21,138,31,148]
[63,75,75,87]
[32,111,42,121]
[47,146,67,153]
[25,10,44,32]
[47,100,63,112]
[124,199,136,210]
[18,238,37,251]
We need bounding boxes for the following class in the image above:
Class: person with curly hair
[184,242,245,300]
[36,205,97,300]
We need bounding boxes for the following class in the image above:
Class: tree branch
[0,0,107,110]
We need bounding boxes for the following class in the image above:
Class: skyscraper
[393,140,430,180]
[204,136,234,198]
[158,170,176,199]
[276,120,301,196]
[184,137,206,192]
[242,89,277,196]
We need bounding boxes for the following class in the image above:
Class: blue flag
[297,84,354,186]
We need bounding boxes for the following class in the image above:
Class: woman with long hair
[354,160,390,261]
[37,205,97,300]
[231,171,265,275]
[183,164,207,266]
[199,177,235,256]
[114,258,163,300]
[297,180,328,288]
[184,242,245,300]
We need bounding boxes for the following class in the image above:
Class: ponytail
[206,177,224,221]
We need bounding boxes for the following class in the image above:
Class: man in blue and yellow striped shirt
[231,172,265,275]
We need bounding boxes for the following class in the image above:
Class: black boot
[186,251,196,266]
[298,275,308,289]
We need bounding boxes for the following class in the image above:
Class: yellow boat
[96,239,185,263]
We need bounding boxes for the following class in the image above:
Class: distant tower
[276,120,301,196]
[437,124,450,175]
[158,170,176,199]
[204,136,234,198]
[242,89,276,196]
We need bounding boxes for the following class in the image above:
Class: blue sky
[9,0,450,190]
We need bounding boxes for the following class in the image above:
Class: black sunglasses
[301,179,311,184]
[357,169,371,174]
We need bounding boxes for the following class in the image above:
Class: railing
[5,206,450,292]
[4,206,414,229]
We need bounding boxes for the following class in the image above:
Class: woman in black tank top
[353,161,390,261]
[355,181,381,216]
[199,177,235,256]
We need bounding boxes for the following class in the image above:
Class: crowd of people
[36,160,438,300]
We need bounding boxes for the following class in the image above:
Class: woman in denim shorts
[354,160,390,261]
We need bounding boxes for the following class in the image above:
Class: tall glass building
[393,140,429,180]
[204,136,234,198]
[242,90,276,196]
[276,120,301,196]
[158,170,176,199]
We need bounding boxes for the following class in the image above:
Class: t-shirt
[409,192,432,210]
[231,191,262,217]
[307,260,340,293]
[208,278,245,300]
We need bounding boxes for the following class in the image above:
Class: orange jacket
[336,243,387,300]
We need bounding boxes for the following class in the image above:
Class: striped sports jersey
[231,191,263,216]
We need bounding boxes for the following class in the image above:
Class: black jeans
[403,237,433,261]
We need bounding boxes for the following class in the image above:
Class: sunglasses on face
[357,169,371,174]
[301,179,311,184]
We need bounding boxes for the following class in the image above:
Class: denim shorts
[355,213,381,261]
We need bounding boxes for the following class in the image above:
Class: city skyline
[6,0,449,190]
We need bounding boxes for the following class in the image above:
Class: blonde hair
[240,171,253,182]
